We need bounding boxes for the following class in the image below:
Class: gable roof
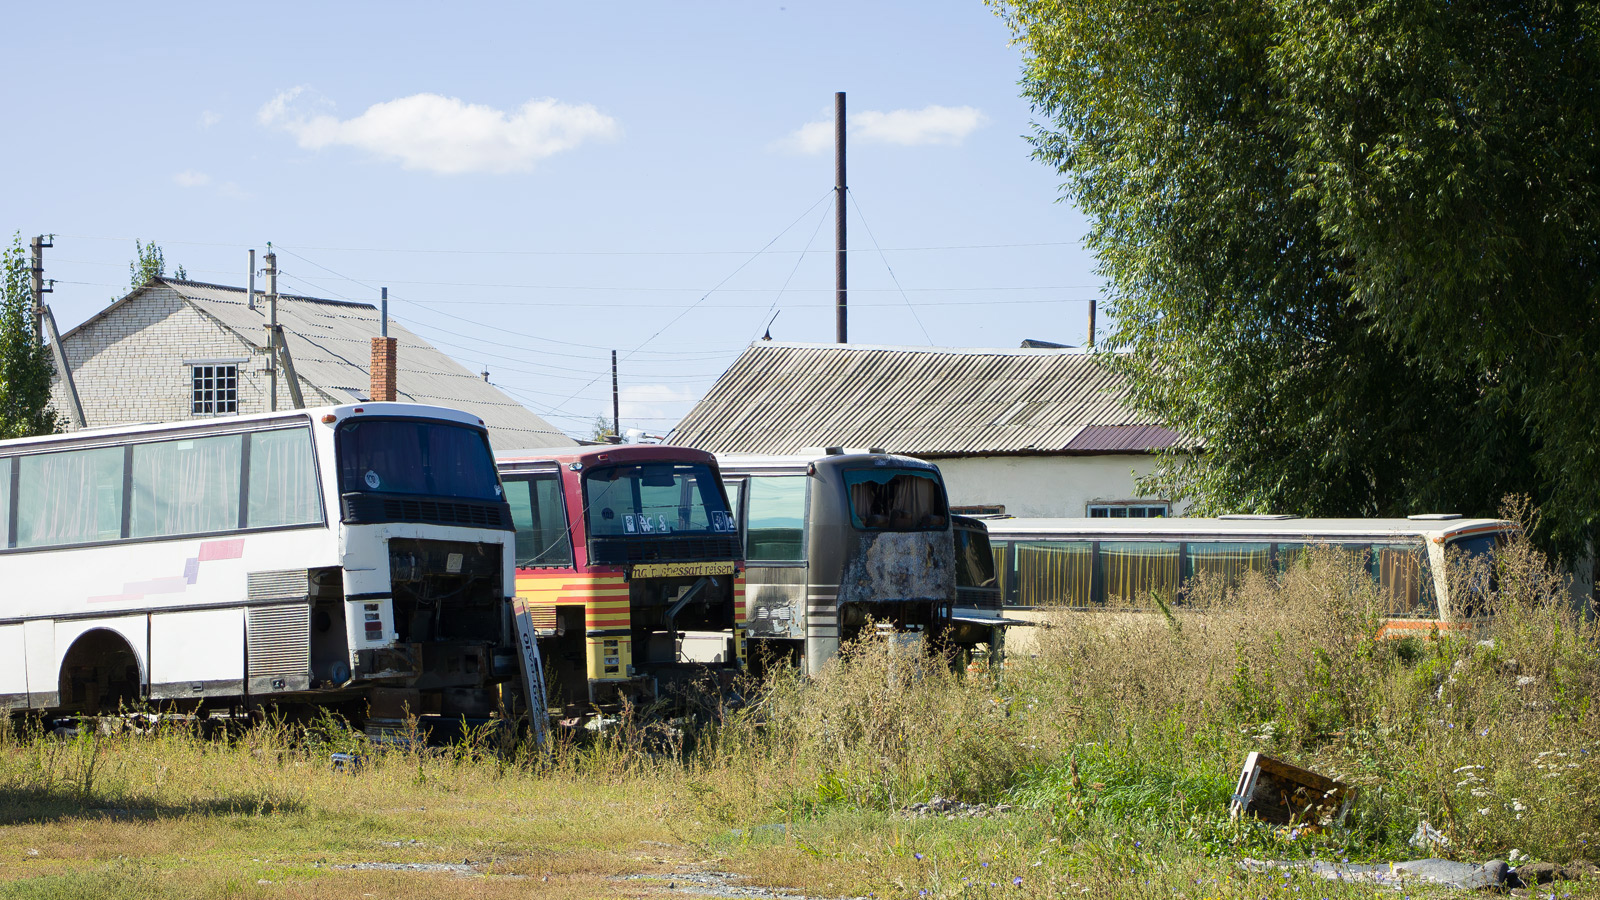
[667,342,1178,457]
[65,278,574,449]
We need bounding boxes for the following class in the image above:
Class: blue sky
[3,1,1103,438]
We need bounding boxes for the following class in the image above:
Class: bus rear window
[844,468,946,531]
[337,419,502,501]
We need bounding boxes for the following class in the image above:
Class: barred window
[191,364,238,415]
[1087,502,1169,518]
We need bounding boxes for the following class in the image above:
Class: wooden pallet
[1230,751,1355,826]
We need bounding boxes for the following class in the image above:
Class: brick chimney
[370,336,397,402]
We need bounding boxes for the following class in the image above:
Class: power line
[54,232,1087,255]
[849,188,933,345]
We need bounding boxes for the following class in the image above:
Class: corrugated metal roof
[165,279,574,449]
[667,342,1168,456]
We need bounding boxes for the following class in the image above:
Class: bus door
[738,474,810,670]
[502,468,588,708]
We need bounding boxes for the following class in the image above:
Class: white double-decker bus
[0,403,544,728]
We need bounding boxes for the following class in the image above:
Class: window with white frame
[191,364,239,415]
[1088,502,1169,518]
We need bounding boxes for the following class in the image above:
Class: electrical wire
[849,188,933,346]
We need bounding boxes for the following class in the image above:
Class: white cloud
[173,170,212,188]
[257,86,620,174]
[775,104,987,154]
[199,110,222,128]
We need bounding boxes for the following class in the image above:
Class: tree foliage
[0,234,59,438]
[994,0,1600,554]
[129,239,185,290]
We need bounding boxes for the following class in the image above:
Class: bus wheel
[58,629,142,713]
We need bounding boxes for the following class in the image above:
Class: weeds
[1,511,1596,898]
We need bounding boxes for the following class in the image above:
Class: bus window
[724,478,743,529]
[746,475,805,561]
[1016,540,1093,607]
[1376,543,1436,617]
[505,473,573,567]
[249,428,323,528]
[1186,542,1270,586]
[843,468,946,531]
[0,458,10,547]
[1275,542,1307,571]
[337,419,501,501]
[1101,541,1181,606]
[1446,532,1503,618]
[955,527,998,589]
[992,540,1017,605]
[584,462,733,538]
[17,447,124,547]
[130,434,243,539]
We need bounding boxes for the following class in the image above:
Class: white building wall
[49,286,329,430]
[933,454,1188,518]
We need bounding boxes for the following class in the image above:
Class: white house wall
[49,286,325,430]
[933,454,1187,518]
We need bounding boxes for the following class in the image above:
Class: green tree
[128,239,186,290]
[590,415,618,443]
[0,234,59,438]
[994,0,1597,554]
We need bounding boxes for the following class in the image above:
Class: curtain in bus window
[17,447,124,547]
[129,434,243,539]
[248,429,321,528]
[1016,541,1093,606]
[746,476,805,561]
[1186,542,1271,587]
[506,474,573,567]
[0,459,9,547]
[1378,544,1435,617]
[845,469,945,530]
[992,541,1017,605]
[1100,541,1181,606]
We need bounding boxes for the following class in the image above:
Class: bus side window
[129,434,243,539]
[1099,541,1180,607]
[1185,542,1270,587]
[1016,540,1093,607]
[992,540,1016,606]
[1377,543,1434,618]
[505,474,573,568]
[0,457,10,548]
[247,428,322,528]
[746,476,805,561]
[723,478,744,533]
[16,446,125,547]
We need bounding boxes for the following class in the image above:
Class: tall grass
[3,516,1596,885]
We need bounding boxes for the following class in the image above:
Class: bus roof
[715,451,939,475]
[979,516,1514,542]
[0,401,488,453]
[496,444,716,469]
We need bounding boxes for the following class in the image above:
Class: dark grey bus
[717,451,1006,674]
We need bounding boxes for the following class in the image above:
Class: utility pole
[1087,299,1096,349]
[264,244,278,411]
[29,235,51,345]
[611,350,620,440]
[835,91,848,344]
[247,249,256,311]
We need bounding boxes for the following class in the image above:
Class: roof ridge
[164,277,376,310]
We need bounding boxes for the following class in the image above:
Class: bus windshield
[337,419,502,501]
[583,462,734,537]
[843,468,947,531]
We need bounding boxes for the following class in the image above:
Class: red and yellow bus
[496,445,744,706]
